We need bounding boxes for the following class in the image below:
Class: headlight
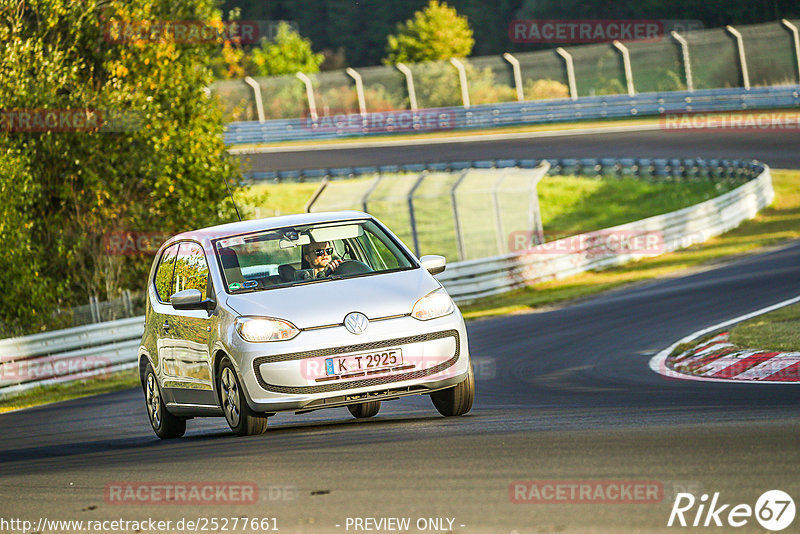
[411,288,455,321]
[235,316,300,342]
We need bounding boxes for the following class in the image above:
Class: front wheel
[144,363,186,439]
[218,358,269,436]
[348,400,381,419]
[430,364,474,417]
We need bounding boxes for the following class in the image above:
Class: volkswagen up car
[139,211,473,438]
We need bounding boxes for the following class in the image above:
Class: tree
[0,0,240,335]
[249,22,324,76]
[384,0,474,64]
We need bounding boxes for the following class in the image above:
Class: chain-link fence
[306,165,549,262]
[212,20,800,122]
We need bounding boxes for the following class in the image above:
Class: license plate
[325,348,403,376]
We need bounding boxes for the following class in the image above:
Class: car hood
[224,268,441,329]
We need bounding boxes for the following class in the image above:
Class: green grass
[0,368,140,413]
[460,169,800,320]
[730,303,800,352]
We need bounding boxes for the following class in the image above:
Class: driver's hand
[328,259,343,271]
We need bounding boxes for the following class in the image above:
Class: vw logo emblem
[344,312,369,335]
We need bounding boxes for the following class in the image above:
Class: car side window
[174,242,209,297]
[154,244,179,302]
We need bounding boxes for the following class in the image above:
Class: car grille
[252,330,459,394]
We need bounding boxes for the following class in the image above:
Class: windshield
[214,219,415,293]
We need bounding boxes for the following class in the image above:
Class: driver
[302,240,342,277]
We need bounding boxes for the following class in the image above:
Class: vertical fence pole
[407,172,427,257]
[612,40,636,96]
[670,31,694,92]
[782,19,800,83]
[726,25,751,90]
[449,58,471,109]
[492,170,510,256]
[450,169,470,261]
[503,53,525,102]
[345,67,367,117]
[361,175,383,213]
[243,77,265,123]
[396,63,418,111]
[529,162,549,247]
[556,48,578,100]
[296,72,318,120]
[304,178,328,212]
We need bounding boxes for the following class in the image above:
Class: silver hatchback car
[139,211,473,438]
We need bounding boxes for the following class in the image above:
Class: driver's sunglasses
[314,247,333,256]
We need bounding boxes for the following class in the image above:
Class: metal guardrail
[0,317,143,398]
[224,86,800,146]
[0,158,771,397]
[439,162,773,302]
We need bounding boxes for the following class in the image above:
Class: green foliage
[524,79,570,100]
[384,1,474,65]
[249,22,324,76]
[0,0,240,335]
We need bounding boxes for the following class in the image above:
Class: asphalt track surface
[2,133,800,533]
[238,128,800,172]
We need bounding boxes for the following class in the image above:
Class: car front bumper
[229,311,471,413]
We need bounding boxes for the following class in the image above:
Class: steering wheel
[324,260,373,277]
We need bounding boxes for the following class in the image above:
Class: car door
[151,242,179,388]
[164,241,216,406]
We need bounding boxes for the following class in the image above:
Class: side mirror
[419,255,446,275]
[171,289,215,311]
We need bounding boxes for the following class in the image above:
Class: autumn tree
[384,0,474,64]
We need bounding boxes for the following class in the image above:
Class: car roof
[163,211,372,250]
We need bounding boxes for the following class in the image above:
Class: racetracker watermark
[0,356,110,385]
[508,230,665,257]
[104,231,172,256]
[510,480,663,504]
[661,111,800,132]
[103,482,296,505]
[103,20,297,45]
[0,109,140,133]
[304,109,455,134]
[509,19,703,43]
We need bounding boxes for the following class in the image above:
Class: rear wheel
[144,363,186,439]
[218,358,269,436]
[430,363,474,417]
[347,400,381,419]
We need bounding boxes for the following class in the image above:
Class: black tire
[430,363,474,417]
[217,358,269,436]
[144,362,186,439]
[347,400,381,419]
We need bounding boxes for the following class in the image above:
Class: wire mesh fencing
[306,164,549,262]
[212,20,800,121]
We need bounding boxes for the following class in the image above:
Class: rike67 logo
[668,490,795,531]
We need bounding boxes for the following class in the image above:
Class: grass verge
[730,303,800,352]
[460,169,800,320]
[0,368,140,414]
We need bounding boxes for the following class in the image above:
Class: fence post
[612,40,635,96]
[407,172,428,257]
[123,290,133,317]
[89,295,100,324]
[670,31,694,92]
[396,63,418,111]
[304,178,328,212]
[296,72,318,120]
[243,77,265,123]
[529,163,549,247]
[449,58,471,109]
[556,48,578,100]
[361,175,383,213]
[726,25,751,90]
[782,19,800,83]
[450,169,470,261]
[503,53,525,102]
[492,170,510,255]
[345,67,367,117]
